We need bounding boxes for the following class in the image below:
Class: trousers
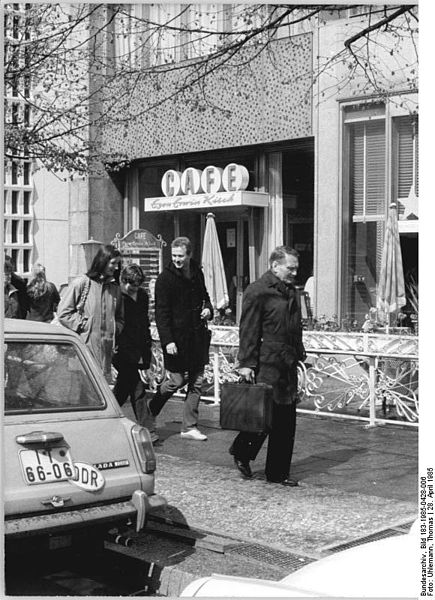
[230,402,296,482]
[148,369,204,432]
[113,359,141,418]
[229,361,298,482]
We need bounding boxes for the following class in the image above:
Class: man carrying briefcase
[230,246,306,487]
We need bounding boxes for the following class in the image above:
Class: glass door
[215,217,249,324]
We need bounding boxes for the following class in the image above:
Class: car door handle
[16,431,65,445]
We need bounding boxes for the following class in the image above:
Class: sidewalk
[124,398,418,557]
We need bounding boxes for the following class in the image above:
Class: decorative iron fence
[145,325,418,427]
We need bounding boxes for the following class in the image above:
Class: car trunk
[4,411,147,516]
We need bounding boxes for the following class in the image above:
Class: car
[3,318,166,555]
[180,523,420,597]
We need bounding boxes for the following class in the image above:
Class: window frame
[340,96,418,322]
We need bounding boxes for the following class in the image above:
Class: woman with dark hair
[112,264,152,419]
[26,263,60,322]
[57,244,124,382]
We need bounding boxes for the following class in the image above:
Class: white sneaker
[180,428,207,441]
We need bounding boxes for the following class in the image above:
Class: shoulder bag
[74,276,91,333]
[51,276,91,331]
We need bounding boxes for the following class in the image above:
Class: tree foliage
[4,3,418,176]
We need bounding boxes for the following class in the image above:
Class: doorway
[215,218,249,324]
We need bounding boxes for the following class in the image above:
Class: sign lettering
[161,163,249,197]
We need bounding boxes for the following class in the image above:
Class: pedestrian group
[3,239,305,486]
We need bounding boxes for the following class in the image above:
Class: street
[5,398,418,596]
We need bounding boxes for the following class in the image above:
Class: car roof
[3,318,78,339]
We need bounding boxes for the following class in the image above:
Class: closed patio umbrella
[202,213,229,310]
[377,203,406,326]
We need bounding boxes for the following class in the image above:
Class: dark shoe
[233,457,252,479]
[268,477,299,487]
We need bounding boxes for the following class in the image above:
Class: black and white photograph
[1,1,431,597]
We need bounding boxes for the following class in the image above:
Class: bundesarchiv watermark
[420,467,434,597]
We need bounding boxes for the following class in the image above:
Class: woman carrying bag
[57,244,124,383]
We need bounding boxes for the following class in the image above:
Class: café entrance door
[215,217,249,324]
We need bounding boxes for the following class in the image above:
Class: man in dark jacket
[146,237,213,441]
[230,246,306,486]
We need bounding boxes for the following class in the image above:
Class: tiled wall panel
[102,34,312,159]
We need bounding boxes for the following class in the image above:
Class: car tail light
[131,425,156,473]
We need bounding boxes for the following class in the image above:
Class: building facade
[5,4,418,325]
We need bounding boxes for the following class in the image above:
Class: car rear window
[4,342,105,413]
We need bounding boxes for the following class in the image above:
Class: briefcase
[220,381,274,434]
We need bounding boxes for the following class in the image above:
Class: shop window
[342,103,418,324]
[342,110,386,323]
[350,120,386,221]
[393,116,418,219]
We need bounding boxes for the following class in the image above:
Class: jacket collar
[262,270,296,297]
[166,258,201,279]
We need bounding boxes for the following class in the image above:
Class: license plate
[20,447,74,485]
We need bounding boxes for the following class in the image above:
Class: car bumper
[5,491,167,537]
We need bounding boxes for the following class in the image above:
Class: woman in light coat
[57,244,124,382]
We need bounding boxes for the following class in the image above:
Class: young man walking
[146,237,213,442]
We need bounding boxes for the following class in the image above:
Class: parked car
[181,523,419,597]
[3,318,166,555]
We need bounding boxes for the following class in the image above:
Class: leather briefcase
[220,381,274,433]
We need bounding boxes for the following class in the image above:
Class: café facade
[79,8,418,329]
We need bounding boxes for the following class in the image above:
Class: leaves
[4,3,418,175]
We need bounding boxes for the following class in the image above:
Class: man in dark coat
[230,246,306,486]
[146,237,213,441]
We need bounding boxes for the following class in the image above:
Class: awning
[144,190,269,212]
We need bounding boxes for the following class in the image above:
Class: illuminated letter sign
[201,166,223,194]
[161,170,182,197]
[181,168,202,195]
[160,164,249,196]
[222,163,249,192]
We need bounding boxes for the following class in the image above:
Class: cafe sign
[144,163,269,212]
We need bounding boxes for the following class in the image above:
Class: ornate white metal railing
[145,325,418,427]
